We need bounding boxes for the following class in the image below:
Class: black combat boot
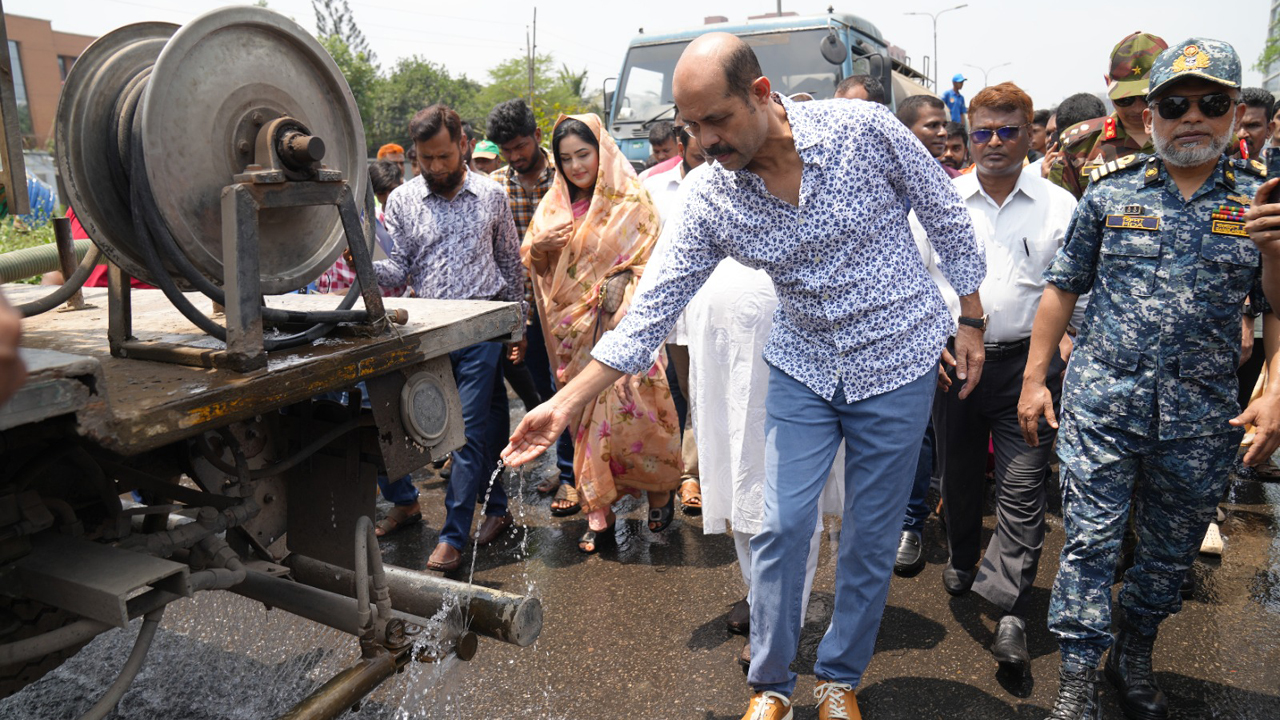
[1045,663,1102,720]
[1105,625,1168,720]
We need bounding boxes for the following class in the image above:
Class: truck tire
[0,596,92,699]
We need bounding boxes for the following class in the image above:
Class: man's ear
[751,76,772,104]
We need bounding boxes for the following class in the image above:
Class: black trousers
[935,342,1064,616]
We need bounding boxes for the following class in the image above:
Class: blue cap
[1146,38,1241,98]
[952,73,966,83]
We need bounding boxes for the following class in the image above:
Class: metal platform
[1,285,520,455]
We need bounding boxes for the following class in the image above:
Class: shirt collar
[423,168,478,201]
[959,166,1041,205]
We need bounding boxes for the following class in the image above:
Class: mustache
[705,143,737,157]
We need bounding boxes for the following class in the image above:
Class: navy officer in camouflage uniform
[1017,39,1280,720]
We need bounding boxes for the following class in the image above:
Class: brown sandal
[550,483,581,517]
[375,504,422,537]
[678,478,702,516]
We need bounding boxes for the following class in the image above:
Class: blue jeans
[748,366,935,695]
[901,420,935,533]
[378,474,418,506]
[522,311,576,486]
[438,342,510,551]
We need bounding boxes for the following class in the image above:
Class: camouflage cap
[1147,38,1242,98]
[1107,32,1168,100]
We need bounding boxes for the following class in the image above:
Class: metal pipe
[273,647,398,720]
[286,555,542,647]
[229,569,435,640]
[53,217,87,309]
[76,608,164,720]
[0,238,92,283]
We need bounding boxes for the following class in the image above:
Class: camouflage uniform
[1043,146,1267,666]
[1048,32,1167,199]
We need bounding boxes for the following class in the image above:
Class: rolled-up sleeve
[875,107,984,296]
[1043,190,1103,295]
[592,185,726,374]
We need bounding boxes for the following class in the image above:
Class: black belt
[983,338,1031,361]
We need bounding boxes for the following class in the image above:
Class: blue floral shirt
[375,170,526,320]
[593,95,985,403]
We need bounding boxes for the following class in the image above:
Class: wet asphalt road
[4,424,1280,719]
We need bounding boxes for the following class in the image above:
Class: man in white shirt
[913,82,1079,677]
[641,125,707,515]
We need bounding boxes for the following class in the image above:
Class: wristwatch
[958,314,988,331]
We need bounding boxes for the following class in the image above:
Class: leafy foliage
[314,25,595,154]
[312,0,375,64]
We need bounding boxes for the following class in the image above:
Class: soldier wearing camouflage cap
[1048,32,1167,199]
[1020,38,1280,720]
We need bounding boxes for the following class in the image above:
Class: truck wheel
[0,596,93,699]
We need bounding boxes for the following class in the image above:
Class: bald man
[504,34,986,720]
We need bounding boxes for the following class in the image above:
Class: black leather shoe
[1105,625,1168,720]
[894,531,926,577]
[992,614,1030,676]
[1045,663,1102,720]
[726,597,750,635]
[943,563,976,596]
[1179,571,1195,599]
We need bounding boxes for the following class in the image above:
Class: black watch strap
[958,314,988,331]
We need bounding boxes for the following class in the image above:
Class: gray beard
[1153,125,1234,168]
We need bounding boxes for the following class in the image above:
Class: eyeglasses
[1154,93,1237,120]
[968,124,1029,145]
[1112,96,1146,108]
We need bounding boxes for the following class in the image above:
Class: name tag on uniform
[1105,214,1159,231]
[1210,219,1247,237]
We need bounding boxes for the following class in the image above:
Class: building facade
[4,14,95,148]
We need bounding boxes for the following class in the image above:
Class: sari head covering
[523,113,681,512]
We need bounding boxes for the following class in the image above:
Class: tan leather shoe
[739,691,792,720]
[814,681,860,720]
[473,512,513,546]
[426,542,462,572]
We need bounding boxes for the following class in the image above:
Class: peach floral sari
[522,113,681,513]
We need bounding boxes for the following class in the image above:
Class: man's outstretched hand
[502,399,574,467]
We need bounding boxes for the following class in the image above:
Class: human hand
[502,399,574,467]
[533,223,572,253]
[1231,393,1280,466]
[1245,179,1280,260]
[937,347,955,393]
[0,292,26,407]
[506,339,527,364]
[953,326,985,400]
[1240,318,1255,368]
[1017,379,1057,447]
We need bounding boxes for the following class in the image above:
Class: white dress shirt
[638,162,697,345]
[912,169,1078,344]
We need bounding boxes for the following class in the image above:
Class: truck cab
[607,10,933,166]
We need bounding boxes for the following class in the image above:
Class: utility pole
[905,4,967,92]
[529,8,537,105]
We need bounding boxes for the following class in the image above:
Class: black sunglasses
[1112,96,1146,108]
[1155,93,1236,120]
[969,124,1028,144]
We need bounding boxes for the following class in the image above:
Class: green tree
[366,57,482,151]
[312,0,375,64]
[319,34,378,144]
[475,53,594,140]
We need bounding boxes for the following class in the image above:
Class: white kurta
[684,259,844,535]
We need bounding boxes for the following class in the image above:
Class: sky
[5,0,1273,110]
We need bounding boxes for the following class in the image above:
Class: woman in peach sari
[523,113,682,553]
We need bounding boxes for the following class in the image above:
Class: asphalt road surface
[4,431,1279,719]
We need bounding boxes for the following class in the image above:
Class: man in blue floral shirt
[504,34,986,719]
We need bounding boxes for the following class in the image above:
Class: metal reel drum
[55,23,178,287]
[141,6,368,294]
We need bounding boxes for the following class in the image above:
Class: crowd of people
[279,27,1280,720]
